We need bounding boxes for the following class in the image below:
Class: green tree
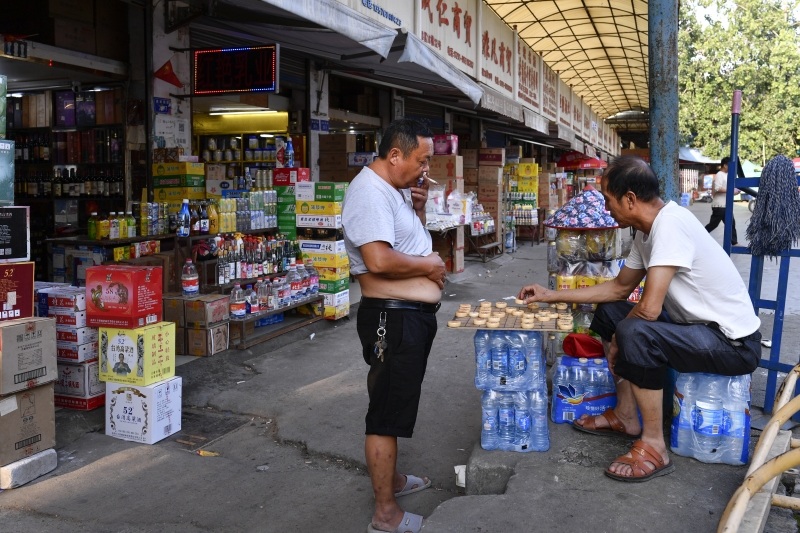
[679,0,800,163]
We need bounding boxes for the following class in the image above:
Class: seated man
[518,156,761,482]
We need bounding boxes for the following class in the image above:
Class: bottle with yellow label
[576,261,599,289]
[118,212,127,239]
[98,212,111,240]
[208,200,219,235]
[556,261,578,291]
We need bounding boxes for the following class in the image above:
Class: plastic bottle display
[480,389,549,452]
[476,330,543,391]
[551,355,617,424]
[229,283,246,319]
[87,212,99,240]
[181,259,199,296]
[305,260,319,295]
[177,199,191,238]
[126,211,136,237]
[244,284,258,314]
[670,373,750,465]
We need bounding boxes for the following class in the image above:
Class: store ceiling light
[209,106,276,116]
[9,93,23,98]
[260,134,274,138]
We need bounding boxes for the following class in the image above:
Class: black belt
[360,297,441,314]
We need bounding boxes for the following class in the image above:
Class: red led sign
[193,45,279,95]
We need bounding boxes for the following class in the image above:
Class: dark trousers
[705,207,738,244]
[590,301,760,390]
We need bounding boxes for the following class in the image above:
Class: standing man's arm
[517,265,647,305]
[409,177,430,226]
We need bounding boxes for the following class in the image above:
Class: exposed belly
[357,273,442,304]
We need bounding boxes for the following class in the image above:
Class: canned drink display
[158,218,166,235]
[140,215,150,236]
[160,202,168,219]
[202,150,211,161]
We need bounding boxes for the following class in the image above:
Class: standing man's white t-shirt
[625,201,759,339]
[711,170,728,208]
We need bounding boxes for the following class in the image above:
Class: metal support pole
[144,0,154,202]
[723,91,742,254]
[648,0,679,202]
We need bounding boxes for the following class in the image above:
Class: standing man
[518,156,760,482]
[704,156,739,246]
[342,119,446,533]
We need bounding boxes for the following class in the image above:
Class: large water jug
[722,375,749,465]
[474,330,491,388]
[514,392,531,449]
[694,374,725,460]
[481,390,499,450]
[507,333,527,379]
[490,332,508,378]
[531,389,550,451]
[498,393,515,442]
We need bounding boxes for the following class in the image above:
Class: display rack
[229,296,324,349]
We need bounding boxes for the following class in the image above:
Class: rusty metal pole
[649,0,679,202]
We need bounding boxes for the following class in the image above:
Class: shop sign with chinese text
[558,79,572,129]
[590,110,598,145]
[540,61,558,123]
[336,0,412,29]
[418,0,477,77]
[583,100,592,140]
[572,93,583,135]
[478,5,514,97]
[516,38,540,113]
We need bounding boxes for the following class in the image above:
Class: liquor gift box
[0,261,34,322]
[85,265,162,328]
[54,360,104,410]
[0,317,57,396]
[105,376,182,444]
[98,322,175,386]
[0,383,56,467]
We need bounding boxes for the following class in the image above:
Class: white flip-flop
[394,474,431,498]
[367,511,424,533]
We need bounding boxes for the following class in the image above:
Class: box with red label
[0,262,34,323]
[478,166,503,185]
[433,134,458,155]
[56,326,98,345]
[0,383,56,467]
[184,295,230,328]
[0,317,57,396]
[464,168,478,185]
[85,266,163,328]
[428,155,463,180]
[98,322,175,386]
[57,341,98,363]
[272,168,311,186]
[54,360,104,411]
[48,309,87,328]
[478,148,506,167]
[41,286,87,312]
[461,149,479,169]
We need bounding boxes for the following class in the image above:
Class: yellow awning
[484,0,648,120]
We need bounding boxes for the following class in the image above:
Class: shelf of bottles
[8,127,126,200]
[197,133,288,177]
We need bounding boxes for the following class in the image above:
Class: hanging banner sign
[418,0,477,77]
[478,4,514,97]
[558,79,572,129]
[590,110,598,145]
[583,101,592,140]
[193,45,279,95]
[336,0,412,29]
[516,39,541,113]
[481,84,522,122]
[572,93,583,136]
[540,61,558,123]
[585,144,596,158]
[523,107,549,134]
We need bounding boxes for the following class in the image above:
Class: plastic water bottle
[181,259,199,296]
[569,358,587,396]
[694,374,725,459]
[229,283,246,319]
[585,366,601,400]
[244,284,258,315]
[722,375,750,464]
[286,260,302,304]
[481,391,499,450]
[177,199,191,237]
[507,333,527,380]
[514,392,531,449]
[305,260,319,295]
[474,330,491,388]
[523,333,542,385]
[551,362,569,422]
[596,359,615,395]
[531,389,550,451]
[286,138,295,168]
[490,332,508,379]
[498,393,516,444]
[671,373,696,455]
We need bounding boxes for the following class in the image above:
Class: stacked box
[161,294,230,356]
[428,155,463,181]
[85,265,162,328]
[186,322,229,357]
[0,262,34,322]
[0,383,56,467]
[319,135,367,182]
[54,359,104,410]
[105,376,181,445]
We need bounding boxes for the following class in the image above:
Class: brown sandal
[604,440,675,483]
[571,408,641,438]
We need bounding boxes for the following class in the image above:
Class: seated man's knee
[615,318,654,349]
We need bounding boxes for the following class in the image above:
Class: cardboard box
[296,214,342,229]
[49,308,87,328]
[461,149,479,169]
[53,18,96,55]
[273,168,311,186]
[155,186,205,202]
[482,201,501,219]
[433,134,458,155]
[542,162,557,172]
[0,383,56,467]
[478,184,502,202]
[323,290,349,308]
[0,318,57,396]
[478,166,504,185]
[347,152,378,167]
[298,239,346,255]
[300,250,349,268]
[162,293,187,328]
[34,283,71,317]
[85,265,162,328]
[505,145,523,160]
[317,266,350,281]
[49,0,94,23]
[56,341,97,363]
[186,323,229,357]
[184,295,230,328]
[175,327,186,355]
[0,262,34,322]
[98,322,175,386]
[229,321,254,346]
[464,185,478,196]
[516,163,539,178]
[275,185,297,200]
[95,0,127,29]
[105,376,182,445]
[294,182,348,202]
[319,169,361,183]
[205,164,226,180]
[205,179,236,198]
[95,27,129,63]
[55,91,76,128]
[152,174,204,188]
[55,326,97,345]
[319,134,357,153]
[324,303,350,321]
[464,168,478,185]
[152,162,204,176]
[319,152,349,171]
[318,278,349,294]
[54,360,104,410]
[428,155,463,180]
[295,201,343,216]
[478,148,506,167]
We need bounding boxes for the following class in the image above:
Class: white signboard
[590,110,598,145]
[558,79,572,129]
[572,93,583,134]
[540,61,558,123]
[336,0,412,29]
[516,39,540,112]
[482,84,523,122]
[478,4,514,97]
[417,0,477,76]
[583,101,591,140]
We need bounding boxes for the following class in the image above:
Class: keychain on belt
[374,312,388,362]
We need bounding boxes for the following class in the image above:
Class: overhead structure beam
[648,0,679,201]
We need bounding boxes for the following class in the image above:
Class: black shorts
[590,301,760,390]
[357,300,438,438]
